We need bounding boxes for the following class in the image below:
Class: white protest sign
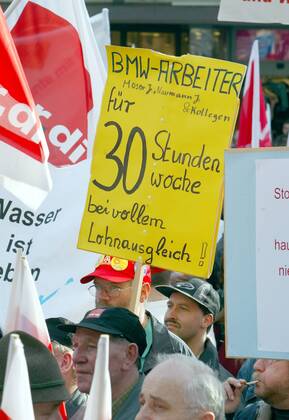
[256,159,289,352]
[218,0,289,24]
[225,148,289,359]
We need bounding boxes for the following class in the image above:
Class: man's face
[164,292,208,343]
[34,402,61,420]
[253,359,289,407]
[136,365,197,420]
[92,277,133,308]
[72,327,128,394]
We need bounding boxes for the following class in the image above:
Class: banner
[0,0,105,328]
[0,6,51,210]
[218,0,289,24]
[78,46,246,278]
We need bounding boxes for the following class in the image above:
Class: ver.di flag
[0,6,52,210]
[236,40,271,148]
[0,0,106,328]
[0,334,34,420]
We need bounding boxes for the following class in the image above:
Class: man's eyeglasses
[88,283,132,298]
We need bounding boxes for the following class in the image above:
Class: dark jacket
[234,401,289,420]
[143,311,194,373]
[200,337,231,381]
[234,401,271,420]
[70,375,144,420]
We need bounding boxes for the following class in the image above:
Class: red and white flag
[0,0,106,329]
[3,251,68,419]
[0,6,52,210]
[236,40,271,148]
[84,334,112,420]
[3,250,50,347]
[0,334,34,420]
[5,0,106,161]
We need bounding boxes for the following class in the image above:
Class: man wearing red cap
[80,255,193,373]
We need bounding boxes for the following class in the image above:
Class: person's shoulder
[168,328,194,356]
[234,400,269,420]
[149,311,194,356]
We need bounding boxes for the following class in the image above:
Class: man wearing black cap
[156,278,229,380]
[0,330,70,419]
[60,307,147,420]
[46,317,87,418]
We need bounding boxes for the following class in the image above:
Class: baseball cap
[59,307,147,356]
[46,317,74,348]
[80,255,151,284]
[155,278,220,318]
[0,331,69,404]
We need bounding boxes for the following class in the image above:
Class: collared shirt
[140,316,153,373]
[112,375,145,420]
[199,337,231,381]
[112,381,136,418]
[66,387,87,418]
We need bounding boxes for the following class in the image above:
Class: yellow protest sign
[78,46,246,278]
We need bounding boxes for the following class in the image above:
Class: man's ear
[200,412,215,420]
[140,283,151,303]
[202,313,214,330]
[60,351,74,374]
[123,343,138,370]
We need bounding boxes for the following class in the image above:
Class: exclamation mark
[199,242,208,267]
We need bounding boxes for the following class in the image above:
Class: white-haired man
[136,354,224,420]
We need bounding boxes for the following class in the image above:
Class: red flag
[0,6,52,208]
[236,40,271,148]
[0,410,11,420]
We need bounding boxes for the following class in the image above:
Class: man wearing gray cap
[156,278,229,380]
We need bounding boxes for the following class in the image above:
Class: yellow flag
[78,46,246,278]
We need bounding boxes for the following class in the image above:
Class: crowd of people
[1,253,289,419]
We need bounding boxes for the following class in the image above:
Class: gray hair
[155,354,225,420]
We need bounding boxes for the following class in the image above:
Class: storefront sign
[218,0,289,24]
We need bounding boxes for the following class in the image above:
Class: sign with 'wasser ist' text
[78,46,246,277]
